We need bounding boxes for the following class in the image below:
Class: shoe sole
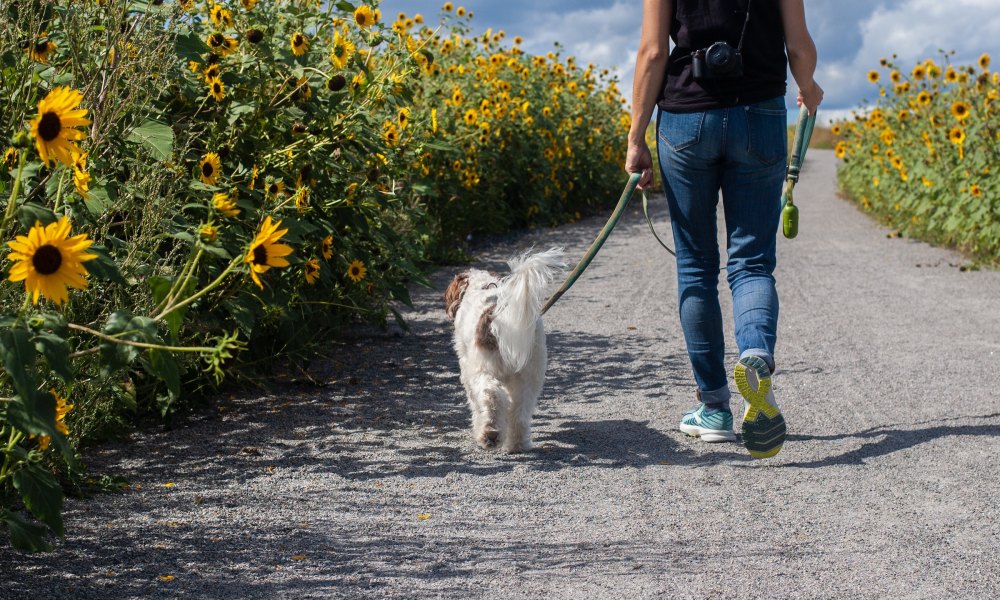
[734,356,786,459]
[679,423,737,443]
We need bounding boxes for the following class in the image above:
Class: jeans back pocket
[746,98,787,165]
[659,111,704,152]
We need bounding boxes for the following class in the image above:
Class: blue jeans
[655,97,787,405]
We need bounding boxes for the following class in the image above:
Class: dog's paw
[503,439,533,454]
[476,426,500,449]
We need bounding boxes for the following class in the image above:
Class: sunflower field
[0,0,628,551]
[833,52,1000,265]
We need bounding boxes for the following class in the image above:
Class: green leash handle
[781,107,816,239]
[541,172,640,314]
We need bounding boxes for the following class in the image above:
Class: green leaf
[227,103,256,126]
[0,327,38,400]
[84,182,116,216]
[0,509,51,553]
[99,311,160,374]
[127,120,173,162]
[5,389,56,438]
[13,463,65,537]
[85,245,126,285]
[33,333,72,382]
[15,203,57,229]
[175,28,208,62]
[147,349,181,411]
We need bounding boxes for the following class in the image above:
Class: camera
[691,41,744,80]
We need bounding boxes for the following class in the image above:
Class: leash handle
[781,106,816,239]
[541,172,640,314]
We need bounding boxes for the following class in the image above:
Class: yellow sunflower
[979,53,991,70]
[951,100,971,121]
[969,184,983,198]
[330,32,355,69]
[72,152,91,199]
[202,63,221,83]
[917,91,931,106]
[443,2,453,11]
[867,71,880,83]
[210,6,233,28]
[347,259,366,282]
[245,216,293,289]
[354,5,375,29]
[213,192,240,217]
[949,126,965,145]
[207,32,238,56]
[266,180,286,197]
[199,223,219,243]
[398,107,410,128]
[290,32,310,56]
[3,147,18,170]
[27,38,58,64]
[383,121,400,146]
[6,216,97,305]
[208,77,225,101]
[29,86,91,167]
[199,152,222,185]
[911,65,926,80]
[321,235,333,260]
[304,258,320,285]
[463,108,477,125]
[241,0,257,10]
[37,390,73,452]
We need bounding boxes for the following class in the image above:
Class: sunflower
[241,0,257,10]
[456,6,466,17]
[245,216,293,289]
[210,6,233,28]
[202,63,221,82]
[27,38,58,64]
[911,65,926,80]
[889,70,901,83]
[213,192,240,217]
[6,216,97,305]
[949,126,965,145]
[294,187,310,213]
[304,258,320,284]
[970,184,983,198]
[266,180,286,197]
[208,77,225,101]
[398,107,410,128]
[347,259,366,282]
[321,235,333,260]
[463,108,477,125]
[72,152,90,199]
[979,53,991,70]
[945,68,958,83]
[354,5,375,29]
[29,87,91,167]
[917,91,931,106]
[36,390,73,451]
[951,100,970,121]
[442,2,453,11]
[199,152,222,185]
[383,121,400,146]
[290,32,310,56]
[207,32,238,55]
[199,223,219,243]
[867,71,880,83]
[4,147,20,171]
[330,32,355,69]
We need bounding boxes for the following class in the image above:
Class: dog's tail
[492,247,566,371]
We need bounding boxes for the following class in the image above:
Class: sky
[377,0,1000,124]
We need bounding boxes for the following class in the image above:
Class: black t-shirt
[658,0,788,112]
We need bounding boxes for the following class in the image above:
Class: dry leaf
[159,575,175,582]
[417,513,431,520]
[291,555,306,561]
[162,482,176,488]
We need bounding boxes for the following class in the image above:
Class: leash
[541,106,816,314]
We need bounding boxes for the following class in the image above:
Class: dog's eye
[484,282,497,289]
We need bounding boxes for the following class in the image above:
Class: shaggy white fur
[444,248,566,453]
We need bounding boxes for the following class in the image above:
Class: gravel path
[3,150,999,599]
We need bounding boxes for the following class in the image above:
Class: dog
[443,248,566,453]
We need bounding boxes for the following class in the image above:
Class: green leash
[541,106,816,314]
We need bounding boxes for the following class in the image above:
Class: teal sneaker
[679,404,736,442]
[734,356,786,459]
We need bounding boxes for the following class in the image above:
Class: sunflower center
[252,245,268,265]
[32,244,63,275]
[202,162,214,177]
[37,112,63,142]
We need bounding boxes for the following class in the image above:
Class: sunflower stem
[66,323,216,354]
[155,248,203,315]
[153,254,242,322]
[0,428,25,484]
[1,150,27,235]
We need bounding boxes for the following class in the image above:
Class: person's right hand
[625,138,654,190]
[797,80,824,115]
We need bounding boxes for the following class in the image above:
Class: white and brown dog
[443,248,566,453]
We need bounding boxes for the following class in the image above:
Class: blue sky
[378,0,1000,123]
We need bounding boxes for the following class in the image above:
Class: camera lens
[707,43,732,67]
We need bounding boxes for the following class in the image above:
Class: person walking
[625,0,823,458]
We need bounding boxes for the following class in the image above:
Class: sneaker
[679,404,737,442]
[734,356,786,459]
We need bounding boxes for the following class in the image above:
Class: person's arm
[626,0,672,189]
[779,0,823,113]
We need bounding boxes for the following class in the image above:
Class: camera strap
[736,0,753,52]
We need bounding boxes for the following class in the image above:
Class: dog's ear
[443,273,469,320]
